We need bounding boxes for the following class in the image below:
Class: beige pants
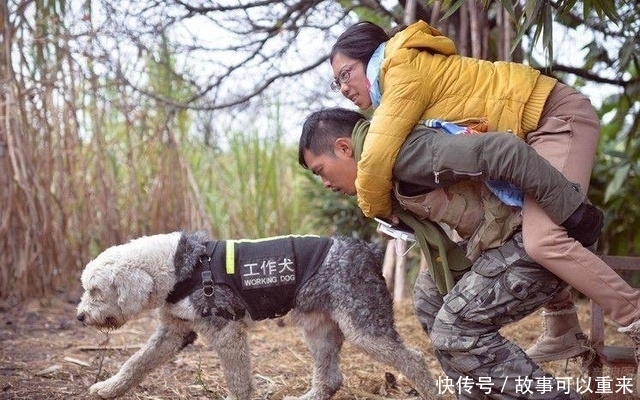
[523,83,640,326]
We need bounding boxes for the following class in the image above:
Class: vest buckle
[201,270,214,297]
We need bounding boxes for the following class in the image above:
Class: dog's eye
[89,287,101,299]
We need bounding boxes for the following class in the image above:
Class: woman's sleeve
[356,64,432,217]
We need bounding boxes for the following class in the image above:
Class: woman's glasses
[330,66,355,92]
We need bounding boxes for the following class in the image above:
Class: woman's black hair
[298,108,365,169]
[329,21,389,66]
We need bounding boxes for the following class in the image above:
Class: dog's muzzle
[77,312,121,330]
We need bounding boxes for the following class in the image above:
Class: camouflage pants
[413,232,581,399]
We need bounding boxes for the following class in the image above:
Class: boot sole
[527,346,590,363]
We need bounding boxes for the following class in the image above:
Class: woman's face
[331,52,372,110]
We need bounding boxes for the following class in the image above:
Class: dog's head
[76,232,182,330]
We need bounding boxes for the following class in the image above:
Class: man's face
[303,138,358,196]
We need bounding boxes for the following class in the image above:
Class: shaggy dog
[76,231,435,399]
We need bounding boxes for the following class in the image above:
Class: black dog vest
[168,235,333,321]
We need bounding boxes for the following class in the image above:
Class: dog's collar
[166,241,218,304]
[166,241,246,321]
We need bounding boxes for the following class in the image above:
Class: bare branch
[544,64,635,87]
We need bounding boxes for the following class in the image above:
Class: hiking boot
[618,320,640,394]
[526,306,589,363]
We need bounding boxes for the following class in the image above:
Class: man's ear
[334,137,354,157]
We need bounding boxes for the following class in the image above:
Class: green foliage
[186,122,317,239]
[589,87,640,256]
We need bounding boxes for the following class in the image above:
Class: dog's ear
[115,267,154,316]
[174,231,210,282]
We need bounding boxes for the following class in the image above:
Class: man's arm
[393,127,584,225]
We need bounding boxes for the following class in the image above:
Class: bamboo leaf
[499,0,515,18]
[440,0,467,21]
[592,0,620,21]
[604,163,630,203]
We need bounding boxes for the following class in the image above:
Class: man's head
[298,108,365,196]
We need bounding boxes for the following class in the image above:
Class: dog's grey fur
[77,231,435,399]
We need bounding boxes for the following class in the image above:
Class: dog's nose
[77,313,85,322]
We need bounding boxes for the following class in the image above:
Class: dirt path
[0,293,631,399]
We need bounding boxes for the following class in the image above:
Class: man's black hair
[298,108,364,169]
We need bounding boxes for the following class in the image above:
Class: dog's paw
[89,377,127,398]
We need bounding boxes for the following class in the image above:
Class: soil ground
[0,290,635,400]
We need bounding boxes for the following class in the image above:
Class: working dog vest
[168,235,333,321]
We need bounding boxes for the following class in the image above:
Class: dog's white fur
[78,233,183,328]
[77,232,435,399]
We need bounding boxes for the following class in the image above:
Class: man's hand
[375,217,416,242]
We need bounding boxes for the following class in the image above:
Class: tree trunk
[393,240,408,302]
[382,239,396,292]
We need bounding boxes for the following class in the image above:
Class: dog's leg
[90,326,196,398]
[209,321,253,400]
[336,311,436,400]
[284,312,344,400]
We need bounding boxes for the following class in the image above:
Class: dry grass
[0,294,635,400]
[1,7,306,301]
